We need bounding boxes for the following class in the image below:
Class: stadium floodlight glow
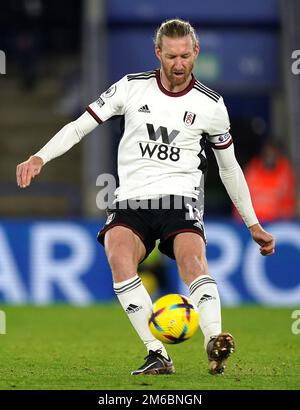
[0,50,6,74]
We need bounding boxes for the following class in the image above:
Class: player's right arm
[16,76,128,188]
[16,111,99,188]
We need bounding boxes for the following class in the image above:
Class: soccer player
[16,19,275,375]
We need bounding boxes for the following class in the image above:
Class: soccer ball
[148,294,199,344]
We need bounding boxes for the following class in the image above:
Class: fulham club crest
[183,111,196,127]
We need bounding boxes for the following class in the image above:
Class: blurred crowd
[233,140,297,223]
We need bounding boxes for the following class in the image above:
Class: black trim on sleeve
[86,106,103,124]
[195,80,220,99]
[127,70,156,81]
[209,138,233,150]
[193,84,220,102]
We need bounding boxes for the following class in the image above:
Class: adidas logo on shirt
[125,304,143,314]
[138,104,150,113]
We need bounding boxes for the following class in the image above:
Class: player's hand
[16,155,44,188]
[249,223,275,256]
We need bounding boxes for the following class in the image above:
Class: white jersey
[87,69,232,202]
[35,69,257,227]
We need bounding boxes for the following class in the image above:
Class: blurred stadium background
[0,0,300,306]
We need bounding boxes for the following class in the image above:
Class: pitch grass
[0,305,299,390]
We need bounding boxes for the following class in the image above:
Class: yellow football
[148,294,199,344]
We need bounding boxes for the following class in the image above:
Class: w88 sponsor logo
[139,142,180,161]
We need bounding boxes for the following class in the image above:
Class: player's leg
[104,226,174,375]
[105,225,145,282]
[173,232,221,343]
[173,232,235,374]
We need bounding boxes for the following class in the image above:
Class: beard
[161,61,194,89]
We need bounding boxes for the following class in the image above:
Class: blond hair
[154,18,199,49]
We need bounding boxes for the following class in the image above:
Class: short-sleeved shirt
[87,69,232,202]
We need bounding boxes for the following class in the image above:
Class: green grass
[0,305,299,390]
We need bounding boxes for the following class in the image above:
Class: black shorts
[97,195,206,262]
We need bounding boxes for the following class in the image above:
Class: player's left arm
[206,97,275,256]
[212,144,275,256]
